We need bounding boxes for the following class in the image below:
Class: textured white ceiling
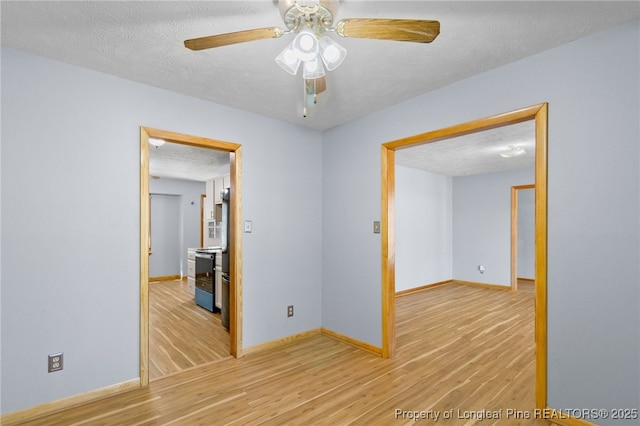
[395,120,535,176]
[3,1,637,179]
[149,141,230,181]
[2,1,639,131]
[154,118,535,181]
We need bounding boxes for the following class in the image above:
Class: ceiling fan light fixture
[319,36,346,70]
[148,138,166,147]
[302,55,325,79]
[499,145,527,158]
[292,28,319,61]
[275,45,302,75]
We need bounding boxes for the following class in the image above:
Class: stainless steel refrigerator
[220,187,230,331]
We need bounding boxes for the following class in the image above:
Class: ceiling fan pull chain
[303,78,319,118]
[302,78,310,118]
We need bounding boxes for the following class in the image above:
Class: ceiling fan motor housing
[278,0,339,32]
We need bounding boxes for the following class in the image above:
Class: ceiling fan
[184,0,440,117]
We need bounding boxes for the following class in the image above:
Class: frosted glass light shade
[302,55,325,79]
[292,29,319,61]
[319,36,346,71]
[276,45,301,75]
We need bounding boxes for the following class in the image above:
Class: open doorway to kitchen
[140,127,243,387]
[147,146,229,381]
[381,103,548,408]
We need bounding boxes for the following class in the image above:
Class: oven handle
[195,252,214,259]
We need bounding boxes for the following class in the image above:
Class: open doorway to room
[140,127,243,387]
[511,184,536,290]
[393,120,536,294]
[381,103,548,408]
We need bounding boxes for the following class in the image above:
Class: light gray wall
[395,165,535,291]
[149,177,206,277]
[1,18,638,422]
[395,165,452,291]
[517,188,535,279]
[321,19,639,423]
[1,46,322,413]
[452,168,534,286]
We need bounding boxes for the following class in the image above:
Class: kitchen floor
[149,278,230,380]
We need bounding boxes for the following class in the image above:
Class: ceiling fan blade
[184,27,284,51]
[335,18,440,43]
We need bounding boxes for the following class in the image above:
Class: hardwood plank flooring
[149,279,230,380]
[14,281,554,425]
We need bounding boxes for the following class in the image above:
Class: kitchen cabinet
[186,248,196,296]
[214,174,230,205]
[205,179,214,219]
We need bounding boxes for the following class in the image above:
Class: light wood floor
[15,281,554,425]
[149,278,230,380]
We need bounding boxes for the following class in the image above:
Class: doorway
[381,103,548,408]
[511,184,535,290]
[149,194,182,280]
[140,127,243,387]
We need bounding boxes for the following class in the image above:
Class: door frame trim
[140,127,243,386]
[381,103,548,408]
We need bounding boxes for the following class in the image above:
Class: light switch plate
[244,220,252,233]
[373,221,381,234]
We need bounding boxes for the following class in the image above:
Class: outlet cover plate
[48,353,63,372]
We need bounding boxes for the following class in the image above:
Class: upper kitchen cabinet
[205,179,215,219]
[214,174,230,205]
